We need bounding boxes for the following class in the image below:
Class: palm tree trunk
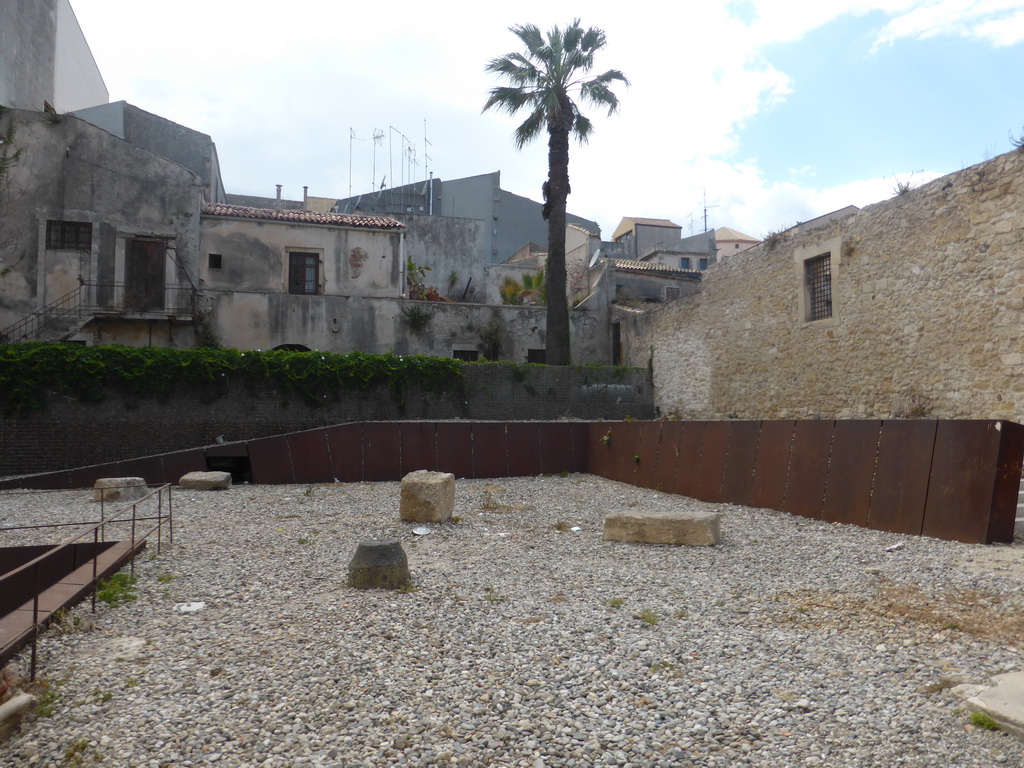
[545,105,572,366]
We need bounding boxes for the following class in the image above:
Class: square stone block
[400,470,455,523]
[93,477,148,502]
[603,508,721,546]
[179,471,232,490]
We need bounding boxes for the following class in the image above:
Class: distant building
[712,227,760,260]
[0,0,107,112]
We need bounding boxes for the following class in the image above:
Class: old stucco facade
[621,148,1024,422]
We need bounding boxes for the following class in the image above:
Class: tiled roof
[611,258,702,278]
[202,203,405,230]
[567,222,598,236]
[714,226,759,242]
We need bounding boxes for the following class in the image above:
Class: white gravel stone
[1,476,1023,767]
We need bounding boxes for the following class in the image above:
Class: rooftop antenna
[372,129,384,191]
[348,129,365,198]
[702,188,719,233]
[423,118,432,181]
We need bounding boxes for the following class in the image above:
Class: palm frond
[513,108,547,149]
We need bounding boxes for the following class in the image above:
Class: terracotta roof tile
[202,203,405,230]
[612,258,702,278]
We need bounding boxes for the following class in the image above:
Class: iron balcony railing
[0,282,195,343]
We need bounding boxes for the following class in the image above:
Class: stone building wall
[620,148,1024,421]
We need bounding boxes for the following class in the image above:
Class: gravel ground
[2,475,1024,768]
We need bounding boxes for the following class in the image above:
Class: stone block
[603,508,721,546]
[179,471,232,491]
[92,477,148,502]
[400,469,455,523]
[348,539,411,590]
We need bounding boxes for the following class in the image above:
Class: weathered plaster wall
[398,213,489,301]
[0,110,203,332]
[203,292,611,363]
[199,217,400,298]
[621,149,1024,422]
[0,0,56,110]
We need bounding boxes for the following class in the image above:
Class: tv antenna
[372,129,384,191]
[348,129,365,198]
[702,188,719,233]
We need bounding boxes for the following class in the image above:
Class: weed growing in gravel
[675,609,689,619]
[126,679,138,687]
[62,738,90,766]
[157,573,175,584]
[297,537,310,545]
[553,520,571,532]
[96,572,136,606]
[399,583,419,594]
[649,660,682,677]
[605,597,625,609]
[32,679,59,717]
[970,711,1002,731]
[635,609,660,626]
[484,586,506,604]
[93,690,113,703]
[304,485,316,497]
[480,491,514,512]
[922,678,958,695]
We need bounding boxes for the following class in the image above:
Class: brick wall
[621,148,1024,421]
[0,365,652,476]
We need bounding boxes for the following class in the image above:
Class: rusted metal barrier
[0,484,173,676]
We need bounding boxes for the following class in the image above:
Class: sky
[70,0,1024,241]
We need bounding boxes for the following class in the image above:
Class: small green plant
[33,681,59,717]
[399,583,419,594]
[126,678,139,688]
[675,608,689,619]
[635,609,660,626]
[484,586,506,604]
[633,453,641,464]
[922,678,957,695]
[303,484,316,497]
[649,660,681,676]
[297,537,309,545]
[93,689,113,703]
[970,711,1002,731]
[605,597,625,609]
[401,304,433,331]
[157,573,175,584]
[96,572,137,606]
[601,429,612,446]
[451,515,463,523]
[62,738,90,766]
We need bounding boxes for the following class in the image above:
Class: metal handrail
[0,283,196,343]
[0,483,173,678]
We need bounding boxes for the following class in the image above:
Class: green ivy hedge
[0,343,464,414]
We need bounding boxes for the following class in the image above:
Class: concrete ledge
[92,477,147,502]
[961,672,1024,742]
[603,508,721,546]
[179,471,232,491]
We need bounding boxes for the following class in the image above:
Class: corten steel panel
[671,421,706,498]
[287,430,334,484]
[567,423,590,474]
[990,420,1024,543]
[69,464,117,490]
[586,422,615,480]
[634,422,661,490]
[538,424,576,476]
[720,421,762,506]
[821,421,881,527]
[599,421,642,485]
[436,423,474,478]
[867,420,937,535]
[471,423,508,478]
[749,421,794,510]
[160,449,207,486]
[362,423,403,481]
[693,422,730,502]
[507,423,543,477]
[326,424,362,482]
[205,441,250,458]
[247,435,295,484]
[922,420,1024,544]
[116,456,164,485]
[654,422,683,493]
[17,471,72,491]
[401,423,439,474]
[782,420,835,519]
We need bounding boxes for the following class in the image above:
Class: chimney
[303,186,309,211]
[275,184,282,210]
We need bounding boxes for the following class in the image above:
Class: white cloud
[874,0,1024,46]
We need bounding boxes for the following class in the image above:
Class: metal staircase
[0,286,87,343]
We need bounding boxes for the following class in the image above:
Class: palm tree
[483,20,628,365]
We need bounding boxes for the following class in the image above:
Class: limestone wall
[621,149,1024,421]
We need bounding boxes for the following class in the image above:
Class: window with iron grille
[288,252,320,295]
[805,252,832,321]
[46,220,92,250]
